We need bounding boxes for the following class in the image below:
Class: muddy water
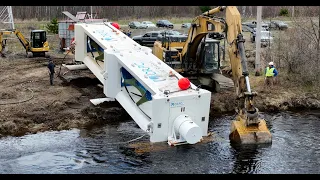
[0,112,319,174]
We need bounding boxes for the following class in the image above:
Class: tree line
[1,6,319,21]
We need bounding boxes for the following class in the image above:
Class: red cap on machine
[111,22,120,30]
[178,78,191,90]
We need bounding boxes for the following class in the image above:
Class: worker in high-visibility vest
[264,61,278,87]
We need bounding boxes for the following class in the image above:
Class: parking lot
[121,24,190,37]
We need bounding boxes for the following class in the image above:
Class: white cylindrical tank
[174,114,202,144]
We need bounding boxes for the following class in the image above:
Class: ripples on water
[0,112,319,174]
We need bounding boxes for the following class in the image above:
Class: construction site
[0,6,320,174]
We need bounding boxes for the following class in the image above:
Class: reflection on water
[0,112,319,174]
[230,143,271,174]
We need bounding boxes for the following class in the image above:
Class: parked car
[141,21,156,28]
[132,31,162,46]
[242,21,269,30]
[156,20,174,28]
[242,25,254,32]
[250,30,273,47]
[128,21,147,29]
[157,34,188,43]
[181,23,191,28]
[160,30,183,36]
[253,27,269,32]
[268,20,288,30]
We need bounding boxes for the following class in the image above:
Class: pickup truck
[132,30,186,47]
[242,21,269,31]
[132,31,162,46]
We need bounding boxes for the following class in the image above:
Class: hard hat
[111,22,120,30]
[268,62,274,66]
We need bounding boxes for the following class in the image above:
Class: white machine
[70,22,212,146]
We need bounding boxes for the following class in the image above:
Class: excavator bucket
[229,117,272,144]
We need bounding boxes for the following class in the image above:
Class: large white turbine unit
[72,22,212,145]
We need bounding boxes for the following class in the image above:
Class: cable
[120,69,151,120]
[87,35,102,68]
[0,85,34,105]
[123,79,151,120]
[105,133,148,145]
[56,50,71,78]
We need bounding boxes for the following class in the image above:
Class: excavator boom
[180,9,226,67]
[204,6,272,144]
[14,30,30,51]
[181,17,223,60]
[151,6,271,145]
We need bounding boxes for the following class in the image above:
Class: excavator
[154,6,272,144]
[153,35,226,92]
[0,29,50,58]
[152,15,226,92]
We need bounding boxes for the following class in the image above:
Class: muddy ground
[0,24,320,137]
[0,52,133,137]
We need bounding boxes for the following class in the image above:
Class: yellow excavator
[0,29,50,58]
[153,6,272,144]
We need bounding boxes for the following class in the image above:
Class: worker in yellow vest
[264,61,278,87]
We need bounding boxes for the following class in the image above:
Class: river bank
[210,76,320,117]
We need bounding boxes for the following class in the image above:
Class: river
[0,111,319,174]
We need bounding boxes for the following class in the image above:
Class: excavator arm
[0,29,30,57]
[181,7,225,71]
[13,30,30,52]
[203,6,272,144]
[223,7,251,102]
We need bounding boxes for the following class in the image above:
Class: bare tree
[264,6,320,86]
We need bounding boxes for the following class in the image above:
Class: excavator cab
[193,37,226,92]
[30,30,46,48]
[28,30,50,58]
[198,38,220,74]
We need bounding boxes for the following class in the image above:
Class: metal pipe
[90,6,93,19]
[90,97,115,105]
[255,6,262,74]
[237,34,249,75]
[245,76,251,93]
[62,63,88,70]
[237,34,252,93]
